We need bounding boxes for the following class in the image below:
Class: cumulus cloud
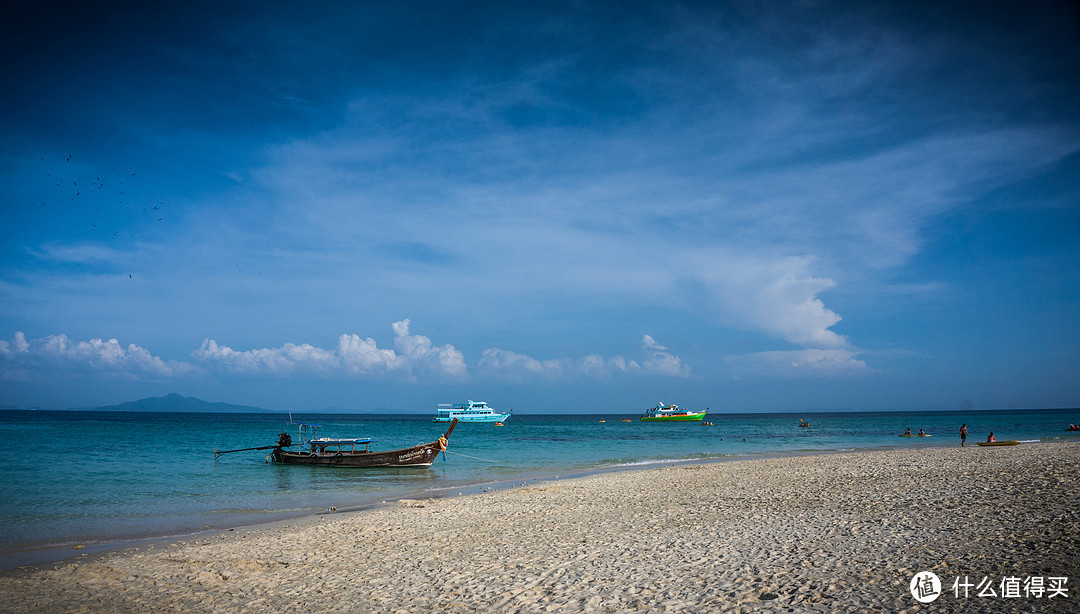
[0,332,196,380]
[192,339,341,375]
[754,273,845,349]
[336,334,404,375]
[193,320,466,380]
[641,335,692,377]
[479,334,689,381]
[579,354,640,381]
[0,332,30,355]
[1,325,694,387]
[693,253,850,350]
[391,319,467,378]
[729,348,868,376]
[478,348,567,382]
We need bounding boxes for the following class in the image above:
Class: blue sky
[2,0,1078,412]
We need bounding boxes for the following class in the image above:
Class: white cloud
[0,332,195,380]
[391,319,467,378]
[752,270,845,349]
[337,334,404,375]
[641,334,692,377]
[693,253,849,350]
[10,324,708,386]
[192,339,340,375]
[193,320,466,380]
[0,332,30,355]
[480,334,689,381]
[729,348,868,377]
[579,354,640,381]
[478,348,566,382]
[31,242,129,265]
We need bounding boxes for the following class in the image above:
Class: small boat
[702,421,714,426]
[434,399,511,423]
[620,419,632,422]
[976,440,1020,447]
[215,419,458,467]
[494,421,505,427]
[639,403,706,422]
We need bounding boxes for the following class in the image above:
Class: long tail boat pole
[213,444,279,459]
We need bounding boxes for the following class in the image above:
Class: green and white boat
[639,403,707,422]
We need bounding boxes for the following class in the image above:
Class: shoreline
[0,437,1061,572]
[3,441,1077,612]
[0,439,947,571]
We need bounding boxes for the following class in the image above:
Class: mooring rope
[444,450,500,463]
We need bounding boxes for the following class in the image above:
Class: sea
[2,407,1077,569]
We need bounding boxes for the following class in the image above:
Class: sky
[1,0,1078,413]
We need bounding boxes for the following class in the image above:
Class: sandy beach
[2,442,1077,613]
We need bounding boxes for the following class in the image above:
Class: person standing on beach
[960,424,968,447]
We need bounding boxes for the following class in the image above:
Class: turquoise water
[1,407,1077,568]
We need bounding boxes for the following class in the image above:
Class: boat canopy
[310,438,373,445]
[437,399,489,409]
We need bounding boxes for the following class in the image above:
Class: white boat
[639,403,706,422]
[434,399,511,423]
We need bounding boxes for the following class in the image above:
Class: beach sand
[2,442,1077,613]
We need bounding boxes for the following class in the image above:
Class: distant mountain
[94,393,271,413]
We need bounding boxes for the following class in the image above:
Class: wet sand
[2,442,1077,613]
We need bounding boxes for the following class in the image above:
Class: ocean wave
[603,455,737,468]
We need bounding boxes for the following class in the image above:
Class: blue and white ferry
[434,399,511,423]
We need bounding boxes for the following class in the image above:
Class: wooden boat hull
[273,443,440,467]
[273,420,457,467]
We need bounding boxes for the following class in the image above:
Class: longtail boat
[214,419,458,467]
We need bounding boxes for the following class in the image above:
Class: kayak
[976,440,1020,446]
[898,434,931,437]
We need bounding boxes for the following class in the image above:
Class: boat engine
[277,431,293,447]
